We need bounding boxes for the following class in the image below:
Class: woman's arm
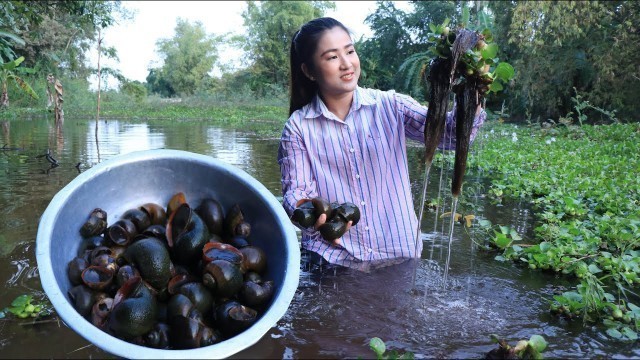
[278,121,317,217]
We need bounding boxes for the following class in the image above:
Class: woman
[278,17,485,270]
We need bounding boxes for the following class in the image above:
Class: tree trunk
[1,83,8,108]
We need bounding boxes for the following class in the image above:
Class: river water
[0,117,636,358]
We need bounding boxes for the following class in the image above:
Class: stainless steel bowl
[36,149,300,359]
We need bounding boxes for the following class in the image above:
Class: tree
[148,18,223,97]
[240,0,334,94]
[489,0,640,122]
[0,56,38,109]
[358,1,457,99]
[1,1,124,77]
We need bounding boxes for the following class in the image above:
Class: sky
[90,1,413,88]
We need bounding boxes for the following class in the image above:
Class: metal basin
[36,149,300,359]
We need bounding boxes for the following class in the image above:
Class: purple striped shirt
[278,87,485,268]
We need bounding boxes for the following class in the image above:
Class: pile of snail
[291,197,360,241]
[66,192,274,349]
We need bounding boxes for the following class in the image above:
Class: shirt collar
[303,86,376,120]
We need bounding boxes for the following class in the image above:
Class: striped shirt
[278,87,485,268]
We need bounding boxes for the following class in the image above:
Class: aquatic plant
[368,337,414,360]
[0,294,52,319]
[469,121,640,340]
[487,334,547,359]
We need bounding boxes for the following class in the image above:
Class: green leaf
[510,229,522,240]
[494,233,512,249]
[370,337,386,357]
[528,335,547,352]
[13,76,39,99]
[621,327,638,340]
[539,242,551,252]
[429,24,436,33]
[481,43,499,60]
[588,264,602,274]
[493,62,515,82]
[0,31,26,46]
[461,5,470,28]
[11,294,31,308]
[606,328,623,339]
[488,82,503,93]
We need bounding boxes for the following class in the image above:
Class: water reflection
[85,121,166,163]
[0,118,637,359]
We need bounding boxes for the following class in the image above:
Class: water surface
[0,117,636,358]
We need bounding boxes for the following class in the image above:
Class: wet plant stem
[413,163,432,288]
[443,195,459,288]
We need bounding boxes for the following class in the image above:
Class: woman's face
[306,27,360,98]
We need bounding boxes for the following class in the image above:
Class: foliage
[120,80,147,102]
[487,334,547,359]
[489,1,640,122]
[0,294,52,319]
[1,56,38,108]
[240,0,334,94]
[147,18,224,97]
[357,1,415,92]
[469,121,640,340]
[369,337,414,360]
[1,1,126,77]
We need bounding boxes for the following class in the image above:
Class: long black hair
[289,17,351,116]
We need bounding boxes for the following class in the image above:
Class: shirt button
[368,248,373,253]
[349,148,355,153]
[365,226,369,231]
[360,201,366,206]
[355,174,360,179]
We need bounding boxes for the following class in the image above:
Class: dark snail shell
[177,282,214,318]
[81,265,114,291]
[77,235,109,257]
[116,265,141,288]
[319,217,348,241]
[215,300,258,337]
[202,260,243,298]
[224,204,250,237]
[167,273,197,295]
[80,208,108,238]
[291,207,316,228]
[239,280,274,307]
[139,203,167,226]
[335,202,361,226]
[121,208,152,233]
[123,237,173,291]
[141,224,167,242]
[226,235,249,249]
[68,284,97,318]
[196,198,225,236]
[167,203,210,266]
[169,314,220,349]
[311,197,332,218]
[107,219,138,246]
[109,276,157,339]
[144,322,171,349]
[202,242,243,266]
[240,246,267,274]
[68,257,89,286]
[91,297,113,330]
[166,192,187,219]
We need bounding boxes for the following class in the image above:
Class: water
[0,117,637,358]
